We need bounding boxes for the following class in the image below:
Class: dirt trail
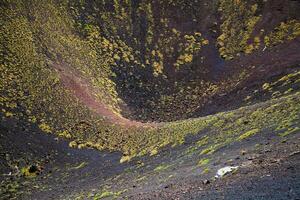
[52,63,156,128]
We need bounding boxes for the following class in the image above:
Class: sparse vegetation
[1,1,300,199]
[217,1,261,59]
[154,164,171,172]
[264,20,300,47]
[238,129,260,140]
[198,158,210,167]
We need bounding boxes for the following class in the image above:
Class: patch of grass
[94,189,128,200]
[38,123,52,134]
[120,155,132,164]
[69,141,78,148]
[238,128,260,140]
[135,176,147,182]
[21,166,39,178]
[196,135,209,147]
[262,83,271,91]
[150,148,158,156]
[1,180,20,197]
[97,191,114,199]
[264,20,300,47]
[217,1,261,59]
[154,164,170,172]
[200,144,222,155]
[279,127,300,137]
[202,167,210,174]
[71,162,88,170]
[198,158,210,167]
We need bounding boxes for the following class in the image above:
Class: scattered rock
[202,179,210,185]
[226,159,234,165]
[215,166,239,178]
[164,185,169,189]
[289,151,300,157]
[241,160,253,167]
[240,150,247,155]
[247,154,259,160]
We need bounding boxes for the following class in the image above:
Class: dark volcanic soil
[0,114,133,199]
[1,109,299,199]
[1,1,300,199]
[194,38,300,118]
[130,147,300,200]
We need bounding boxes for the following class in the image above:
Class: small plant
[154,164,170,172]
[38,123,52,133]
[120,155,131,163]
[69,141,78,148]
[198,158,210,167]
[279,127,300,137]
[21,165,41,177]
[238,129,260,140]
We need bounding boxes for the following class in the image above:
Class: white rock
[263,46,267,51]
[215,166,239,178]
